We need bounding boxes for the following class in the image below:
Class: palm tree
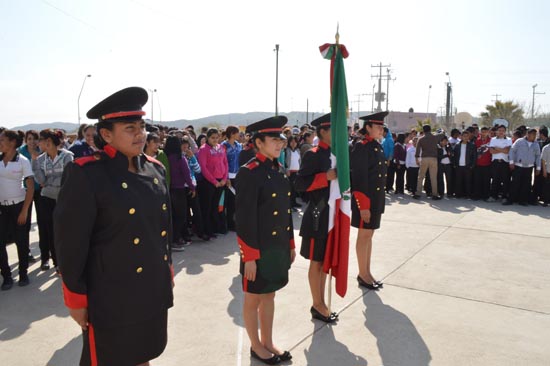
[480,101,525,130]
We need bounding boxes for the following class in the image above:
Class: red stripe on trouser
[89,323,98,366]
[243,278,248,292]
[309,238,315,259]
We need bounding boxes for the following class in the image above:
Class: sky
[1,0,549,128]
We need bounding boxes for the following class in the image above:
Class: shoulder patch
[244,160,260,170]
[74,153,102,166]
[145,154,163,167]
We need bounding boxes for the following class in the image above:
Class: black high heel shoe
[250,349,281,365]
[357,275,379,290]
[310,306,337,323]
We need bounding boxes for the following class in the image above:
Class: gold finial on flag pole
[335,23,340,45]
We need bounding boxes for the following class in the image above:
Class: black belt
[493,159,508,163]
[1,200,23,206]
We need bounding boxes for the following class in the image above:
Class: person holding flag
[295,113,339,324]
[351,111,389,290]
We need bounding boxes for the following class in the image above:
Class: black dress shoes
[357,275,380,290]
[275,350,292,362]
[1,277,14,291]
[310,306,337,323]
[250,349,281,365]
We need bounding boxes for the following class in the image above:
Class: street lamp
[156,90,162,123]
[274,44,279,116]
[148,89,157,122]
[532,84,545,120]
[77,74,91,126]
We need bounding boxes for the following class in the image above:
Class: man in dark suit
[452,130,477,199]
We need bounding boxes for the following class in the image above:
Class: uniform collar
[318,140,330,150]
[104,144,145,172]
[256,152,280,170]
[361,135,374,144]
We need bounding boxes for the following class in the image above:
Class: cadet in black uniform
[236,116,296,365]
[54,87,174,366]
[295,114,338,323]
[351,112,389,290]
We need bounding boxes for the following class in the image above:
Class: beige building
[384,111,437,133]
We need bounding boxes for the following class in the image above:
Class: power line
[491,93,501,102]
[38,0,98,31]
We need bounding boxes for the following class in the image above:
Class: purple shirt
[168,153,194,190]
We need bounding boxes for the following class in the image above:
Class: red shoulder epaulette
[74,152,102,167]
[244,160,260,170]
[145,154,163,167]
[310,147,320,153]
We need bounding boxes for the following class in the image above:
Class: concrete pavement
[1,195,549,365]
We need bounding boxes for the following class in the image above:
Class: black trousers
[394,165,405,193]
[186,190,204,237]
[543,176,550,203]
[473,165,491,200]
[170,188,189,242]
[38,196,57,266]
[533,173,545,202]
[406,167,419,194]
[0,202,30,279]
[510,167,533,204]
[288,171,299,205]
[225,178,236,231]
[437,164,452,196]
[490,161,510,199]
[197,179,225,236]
[454,166,473,198]
[386,161,396,192]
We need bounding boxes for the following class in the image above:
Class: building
[385,111,437,133]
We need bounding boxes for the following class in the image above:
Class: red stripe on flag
[323,198,351,297]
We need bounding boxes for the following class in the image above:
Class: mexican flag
[319,41,351,298]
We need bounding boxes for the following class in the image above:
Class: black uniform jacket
[235,153,295,291]
[350,135,387,214]
[54,145,174,328]
[238,143,256,167]
[452,142,477,169]
[295,141,331,238]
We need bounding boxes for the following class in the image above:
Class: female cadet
[54,87,173,366]
[351,111,389,290]
[235,116,296,365]
[295,114,338,323]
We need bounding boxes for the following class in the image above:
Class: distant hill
[10,111,322,132]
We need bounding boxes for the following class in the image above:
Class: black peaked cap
[87,87,148,121]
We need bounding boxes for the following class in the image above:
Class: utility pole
[371,62,391,112]
[445,72,452,128]
[532,84,545,120]
[385,68,396,111]
[492,93,501,103]
[274,44,279,116]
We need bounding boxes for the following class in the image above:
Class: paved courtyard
[1,195,549,366]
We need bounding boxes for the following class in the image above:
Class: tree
[480,101,525,130]
[412,118,440,132]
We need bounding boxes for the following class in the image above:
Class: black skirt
[351,209,382,230]
[80,310,168,366]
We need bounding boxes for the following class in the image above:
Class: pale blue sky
[1,0,549,127]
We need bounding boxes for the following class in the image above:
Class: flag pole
[327,23,340,316]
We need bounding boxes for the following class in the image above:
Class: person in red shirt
[474,126,492,201]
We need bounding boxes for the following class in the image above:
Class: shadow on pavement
[303,324,368,366]
[0,258,66,341]
[46,334,82,366]
[363,291,431,366]
[227,274,244,327]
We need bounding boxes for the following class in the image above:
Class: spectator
[413,124,444,200]
[473,126,492,201]
[534,126,549,202]
[504,128,541,206]
[165,136,194,249]
[393,133,407,194]
[182,137,208,241]
[487,125,512,202]
[0,130,34,290]
[31,129,74,271]
[222,125,242,232]
[285,135,301,208]
[69,124,97,158]
[144,132,170,185]
[382,127,395,193]
[406,137,419,194]
[437,136,453,197]
[197,128,228,238]
[300,131,314,159]
[452,130,477,199]
[541,142,550,206]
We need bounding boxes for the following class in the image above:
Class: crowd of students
[1,120,549,291]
